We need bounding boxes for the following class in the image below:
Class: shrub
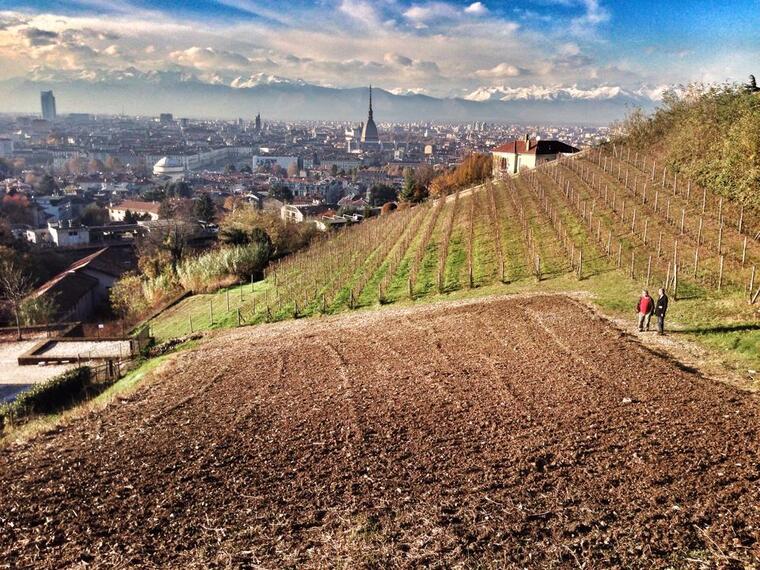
[0,366,92,430]
[616,83,760,209]
[109,242,273,321]
[176,243,270,293]
[19,294,58,325]
[428,153,493,198]
[220,206,316,257]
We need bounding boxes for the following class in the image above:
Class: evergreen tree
[37,174,58,195]
[193,193,216,222]
[268,182,293,203]
[165,180,192,198]
[369,183,397,206]
[400,168,416,202]
[158,199,173,219]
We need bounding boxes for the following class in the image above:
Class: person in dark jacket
[655,288,669,335]
[636,290,655,332]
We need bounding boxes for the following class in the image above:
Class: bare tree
[0,259,34,340]
[136,220,194,276]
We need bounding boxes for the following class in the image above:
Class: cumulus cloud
[570,0,610,36]
[169,46,251,70]
[464,2,488,16]
[403,2,459,27]
[475,62,524,78]
[339,0,383,28]
[384,52,413,67]
[20,27,59,47]
[34,42,101,70]
[0,14,28,30]
[0,2,678,100]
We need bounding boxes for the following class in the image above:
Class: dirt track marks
[1,294,759,568]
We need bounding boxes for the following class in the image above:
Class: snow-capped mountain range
[1,67,662,123]
[463,84,668,103]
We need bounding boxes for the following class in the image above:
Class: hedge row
[0,366,92,431]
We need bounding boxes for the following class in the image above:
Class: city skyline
[0,1,757,116]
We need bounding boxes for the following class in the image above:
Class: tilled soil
[1,294,759,568]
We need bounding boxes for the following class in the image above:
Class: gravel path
[0,294,758,568]
[0,340,74,402]
[35,340,132,360]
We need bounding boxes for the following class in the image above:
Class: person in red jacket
[636,290,655,332]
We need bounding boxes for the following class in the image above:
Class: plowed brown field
[1,295,759,568]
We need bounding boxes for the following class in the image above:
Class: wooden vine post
[697,217,703,246]
[665,260,671,292]
[630,251,636,279]
[749,266,756,300]
[673,241,679,300]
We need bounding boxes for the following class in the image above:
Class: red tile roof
[492,139,579,155]
[109,200,160,214]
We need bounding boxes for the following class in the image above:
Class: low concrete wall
[0,322,82,340]
[18,337,138,365]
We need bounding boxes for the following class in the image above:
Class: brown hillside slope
[1,294,759,568]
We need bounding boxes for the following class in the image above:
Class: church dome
[153,156,186,177]
[154,156,182,168]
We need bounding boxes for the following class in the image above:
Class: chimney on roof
[524,133,531,150]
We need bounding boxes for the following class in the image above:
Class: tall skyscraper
[40,90,56,121]
[254,112,262,132]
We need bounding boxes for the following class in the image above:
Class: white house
[47,221,90,247]
[492,135,579,177]
[25,227,51,245]
[108,200,161,222]
[280,203,329,223]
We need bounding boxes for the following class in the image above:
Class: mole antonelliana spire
[360,85,379,146]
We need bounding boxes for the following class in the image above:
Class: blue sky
[0,0,758,100]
